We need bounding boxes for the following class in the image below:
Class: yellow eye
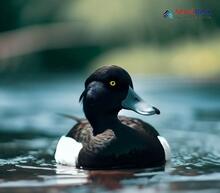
[109,80,116,87]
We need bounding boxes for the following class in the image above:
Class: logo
[163,9,212,19]
[175,9,212,16]
[163,10,174,19]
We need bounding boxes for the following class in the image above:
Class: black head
[80,65,133,115]
[79,65,160,135]
[80,65,160,119]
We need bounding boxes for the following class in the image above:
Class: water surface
[0,76,220,193]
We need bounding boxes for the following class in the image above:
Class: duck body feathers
[62,116,167,169]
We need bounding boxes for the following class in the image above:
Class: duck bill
[121,87,160,115]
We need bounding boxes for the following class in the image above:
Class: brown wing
[118,116,159,137]
[66,118,92,144]
[67,115,159,145]
[66,118,115,143]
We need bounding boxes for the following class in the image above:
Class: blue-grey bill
[121,87,160,115]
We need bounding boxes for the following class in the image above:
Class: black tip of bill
[153,107,160,115]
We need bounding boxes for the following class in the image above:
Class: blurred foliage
[0,0,220,77]
[92,34,220,77]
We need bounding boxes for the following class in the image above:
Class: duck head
[80,65,160,134]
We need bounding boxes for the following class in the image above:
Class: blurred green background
[0,0,220,78]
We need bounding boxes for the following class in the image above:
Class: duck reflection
[55,164,165,190]
[87,166,165,190]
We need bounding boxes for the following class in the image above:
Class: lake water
[0,76,220,193]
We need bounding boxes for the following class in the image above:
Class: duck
[55,65,170,169]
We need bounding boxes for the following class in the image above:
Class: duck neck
[84,110,120,135]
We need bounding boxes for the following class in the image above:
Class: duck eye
[109,80,116,87]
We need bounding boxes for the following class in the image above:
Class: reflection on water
[0,77,220,193]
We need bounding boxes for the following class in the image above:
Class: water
[0,76,220,193]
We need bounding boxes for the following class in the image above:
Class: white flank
[55,136,83,166]
[157,136,171,161]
